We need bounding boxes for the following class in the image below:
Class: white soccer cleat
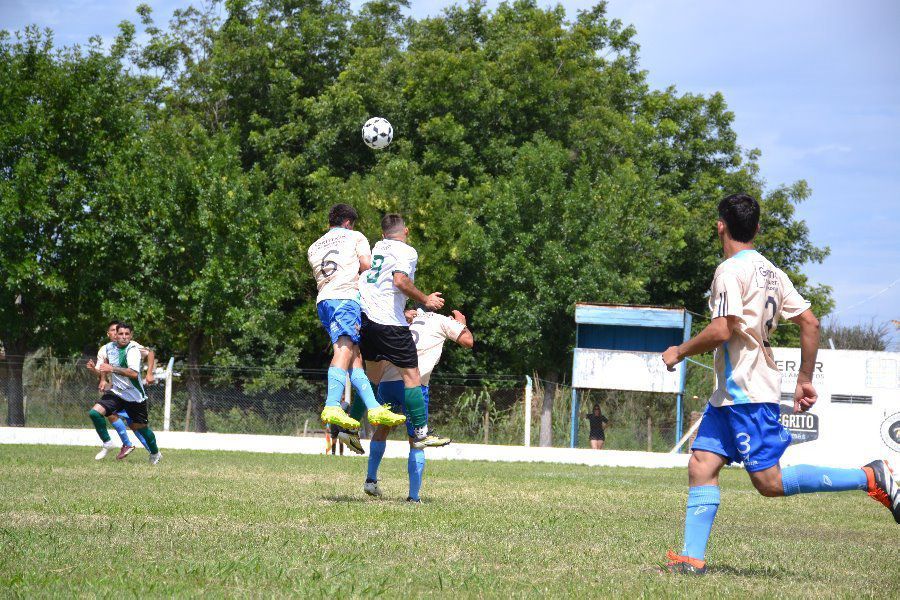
[94,441,115,460]
[364,479,382,497]
[149,452,162,465]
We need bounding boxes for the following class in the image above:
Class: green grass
[1,445,897,598]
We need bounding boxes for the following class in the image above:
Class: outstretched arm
[393,272,444,311]
[662,316,740,371]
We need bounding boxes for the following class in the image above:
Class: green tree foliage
[1,1,833,430]
[0,28,142,424]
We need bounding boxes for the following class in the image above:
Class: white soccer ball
[362,117,393,149]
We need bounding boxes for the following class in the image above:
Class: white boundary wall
[775,348,900,468]
[0,427,690,469]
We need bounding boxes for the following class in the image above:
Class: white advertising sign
[572,348,683,394]
[773,348,900,468]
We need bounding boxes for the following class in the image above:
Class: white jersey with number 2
[307,227,371,304]
[360,239,418,327]
[708,249,811,407]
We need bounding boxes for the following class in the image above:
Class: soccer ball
[362,117,393,149]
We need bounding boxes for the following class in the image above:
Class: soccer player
[87,323,162,465]
[359,213,451,450]
[660,193,899,575]
[307,204,407,435]
[86,320,155,460]
[363,307,473,502]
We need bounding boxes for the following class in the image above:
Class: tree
[0,28,142,425]
[820,320,892,351]
[96,115,297,431]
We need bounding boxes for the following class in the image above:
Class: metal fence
[1,356,694,450]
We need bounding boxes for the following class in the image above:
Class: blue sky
[3,0,898,347]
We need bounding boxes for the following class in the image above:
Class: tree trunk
[186,330,207,433]
[539,370,558,447]
[5,347,26,426]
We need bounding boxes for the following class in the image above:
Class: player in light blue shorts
[307,204,407,439]
[660,193,899,575]
[316,299,362,346]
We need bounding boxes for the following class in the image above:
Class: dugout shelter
[570,303,692,448]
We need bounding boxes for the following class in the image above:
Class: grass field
[1,444,897,598]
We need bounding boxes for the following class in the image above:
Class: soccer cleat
[364,479,382,497]
[149,452,162,466]
[94,441,115,460]
[321,406,360,431]
[863,460,900,523]
[366,405,407,427]
[412,431,451,449]
[662,550,707,575]
[337,430,365,455]
[116,445,135,460]
[406,496,421,504]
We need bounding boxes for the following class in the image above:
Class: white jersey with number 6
[307,227,371,304]
[708,249,811,407]
[360,239,418,327]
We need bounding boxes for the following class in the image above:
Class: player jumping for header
[359,213,450,449]
[307,204,407,435]
[661,193,899,575]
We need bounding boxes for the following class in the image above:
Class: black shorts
[97,392,149,425]
[359,313,418,369]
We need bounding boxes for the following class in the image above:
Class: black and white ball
[362,117,393,150]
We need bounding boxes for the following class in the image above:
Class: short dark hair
[107,319,121,328]
[117,323,133,333]
[717,193,760,243]
[328,204,358,227]
[381,213,405,235]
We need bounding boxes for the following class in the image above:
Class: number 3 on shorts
[736,432,752,456]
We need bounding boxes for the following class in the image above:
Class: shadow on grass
[710,564,796,578]
[320,495,367,503]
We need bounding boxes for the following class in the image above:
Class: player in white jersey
[85,320,155,460]
[363,308,473,502]
[660,193,898,575]
[359,213,450,449]
[307,204,407,438]
[86,323,162,465]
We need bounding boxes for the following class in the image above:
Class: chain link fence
[1,355,709,450]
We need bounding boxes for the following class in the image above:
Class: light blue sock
[132,427,150,452]
[326,367,348,408]
[683,485,720,561]
[367,440,386,481]
[781,465,867,496]
[408,448,425,501]
[350,368,381,410]
[111,419,131,446]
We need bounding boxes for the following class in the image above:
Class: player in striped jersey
[87,323,162,465]
[661,193,898,575]
[86,320,154,460]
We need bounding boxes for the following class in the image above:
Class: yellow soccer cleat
[367,404,407,427]
[321,406,360,431]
